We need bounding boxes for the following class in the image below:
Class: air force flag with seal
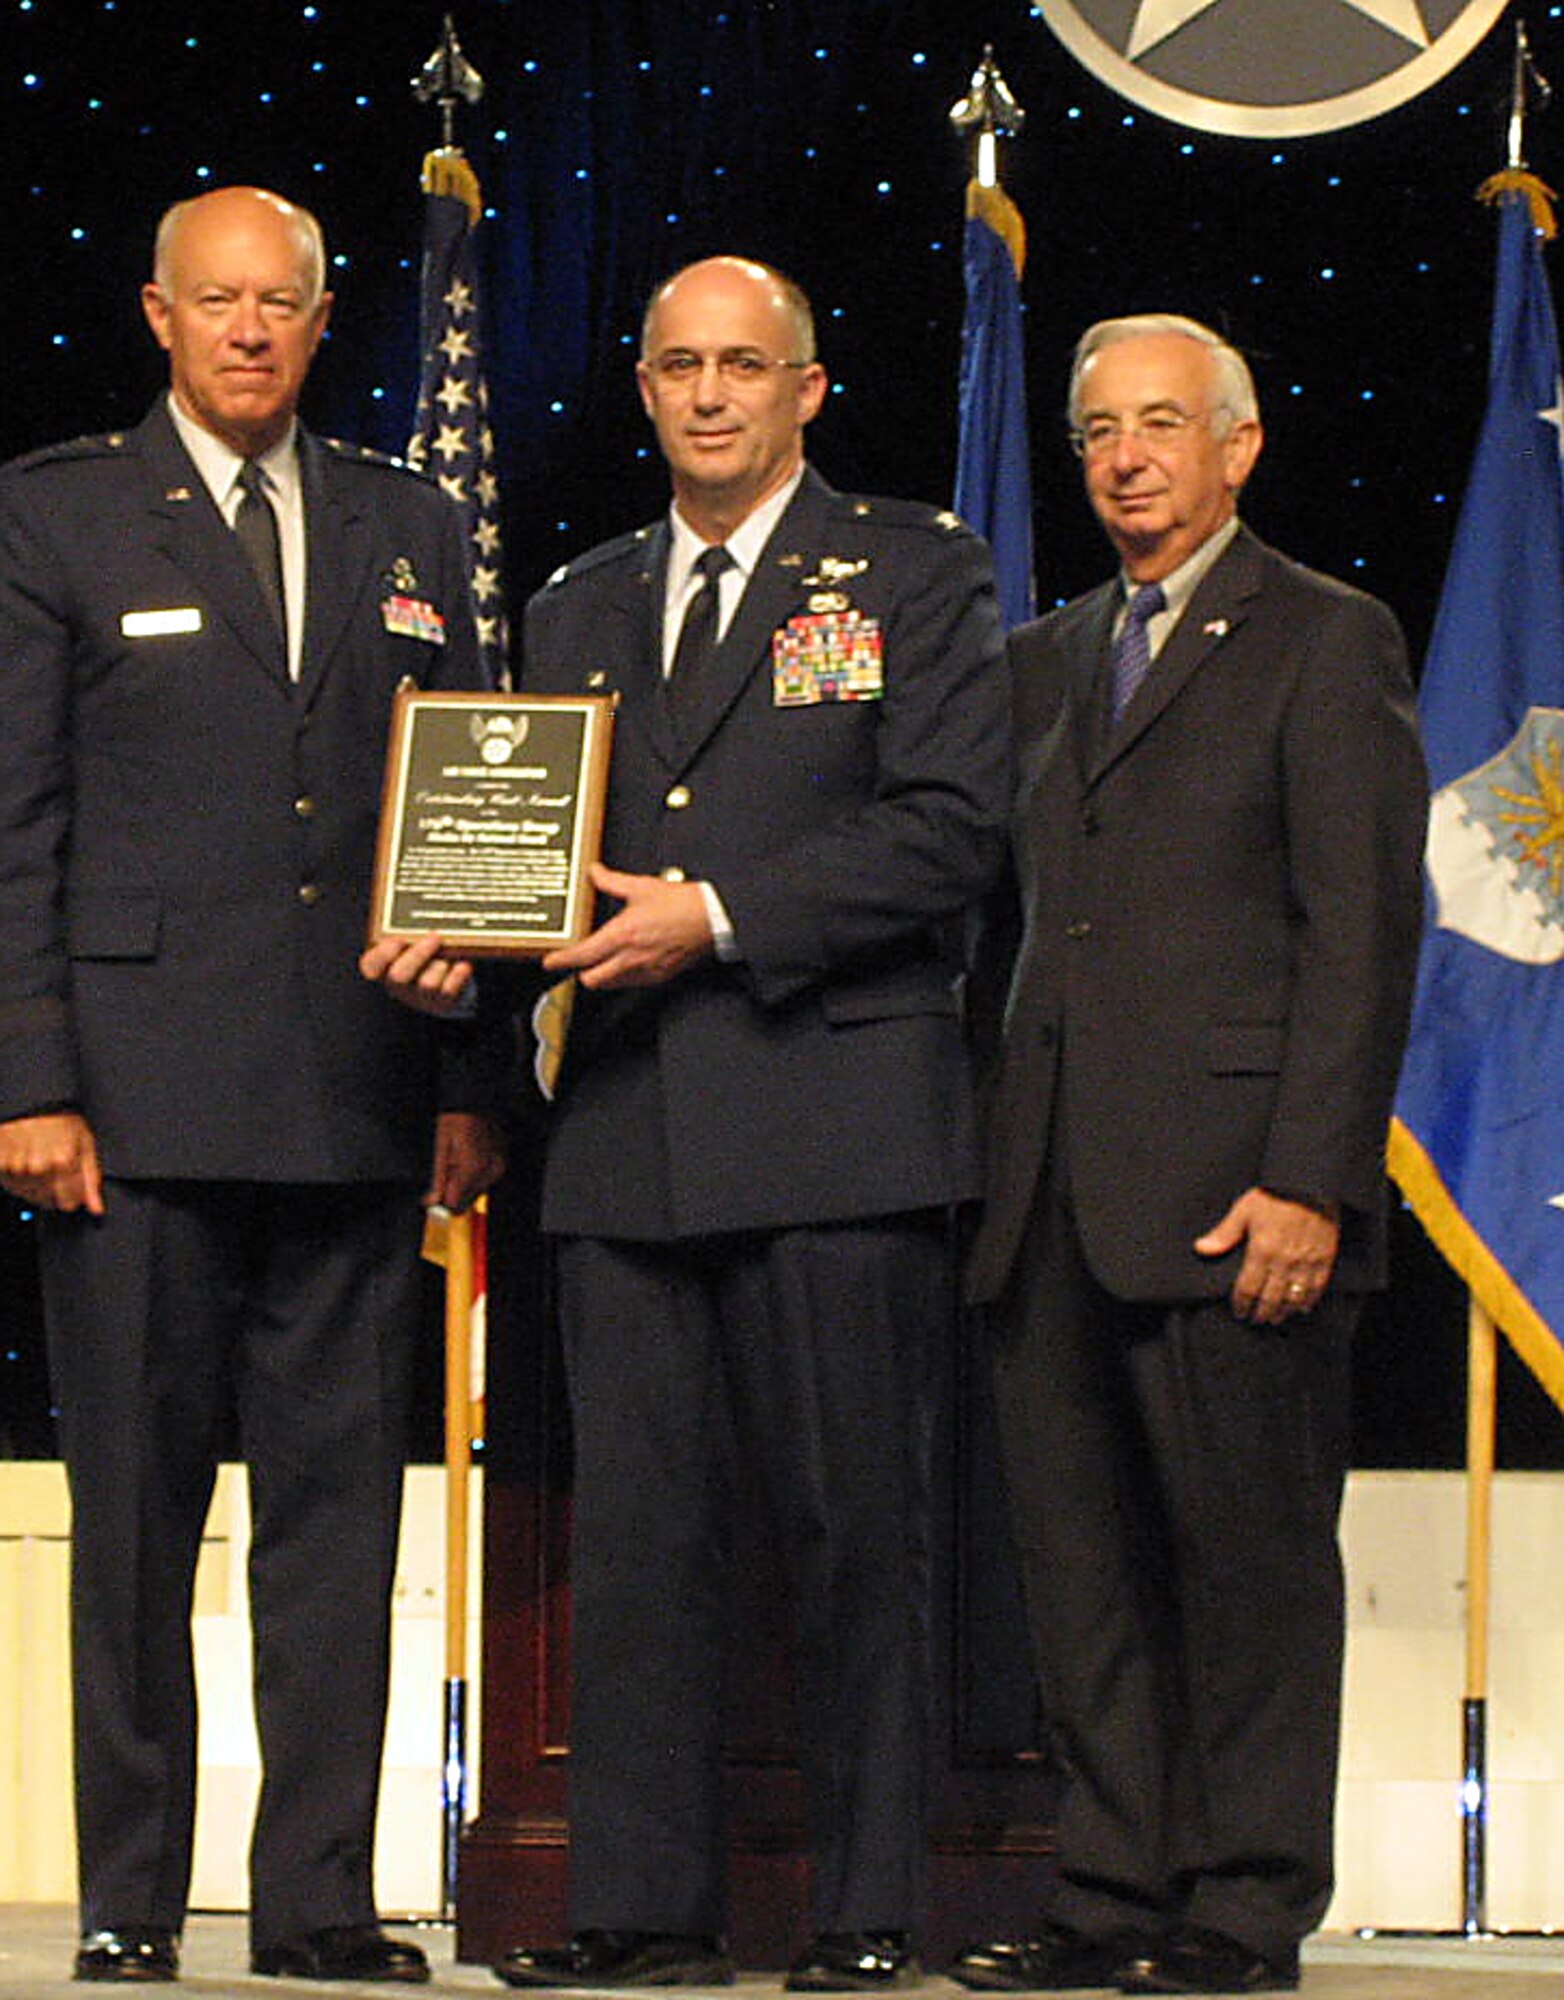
[1034,0,1510,136]
[1390,179,1564,1412]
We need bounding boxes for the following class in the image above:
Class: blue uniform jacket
[0,399,509,1182]
[522,466,1012,1239]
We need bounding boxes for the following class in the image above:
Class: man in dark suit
[949,316,1427,1997]
[368,255,1010,1990]
[0,186,509,1985]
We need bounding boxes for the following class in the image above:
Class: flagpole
[949,47,1036,632]
[1457,22,1554,1941]
[1462,1295,1497,1937]
[440,1202,478,1922]
[411,15,490,1919]
[1505,18,1549,176]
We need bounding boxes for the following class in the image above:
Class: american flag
[406,146,509,686]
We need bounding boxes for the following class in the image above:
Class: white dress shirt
[658,467,806,956]
[167,393,306,681]
[1113,512,1241,665]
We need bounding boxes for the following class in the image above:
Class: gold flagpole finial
[413,16,486,217]
[1477,20,1555,241]
[949,46,1026,191]
[413,13,485,151]
[1507,17,1551,172]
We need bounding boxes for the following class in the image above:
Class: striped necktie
[1111,581,1166,722]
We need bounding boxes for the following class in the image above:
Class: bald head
[154,187,327,311]
[641,257,816,364]
[142,185,332,457]
[635,256,827,541]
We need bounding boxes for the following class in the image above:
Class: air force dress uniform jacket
[0,399,507,1176]
[520,467,1012,1243]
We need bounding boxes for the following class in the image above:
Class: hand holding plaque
[368,689,615,957]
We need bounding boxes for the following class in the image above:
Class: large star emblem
[1127,0,1429,61]
[1035,0,1510,137]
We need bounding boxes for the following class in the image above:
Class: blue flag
[954,182,1035,632]
[1389,177,1564,1412]
[407,148,509,687]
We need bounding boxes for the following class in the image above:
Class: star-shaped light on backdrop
[1126,0,1431,62]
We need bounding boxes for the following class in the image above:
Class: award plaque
[369,689,615,957]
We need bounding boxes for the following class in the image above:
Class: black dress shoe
[949,1922,1145,1991]
[74,1928,180,1983]
[493,1930,734,1988]
[251,1923,430,1982]
[785,1931,920,1991]
[1117,1927,1298,1995]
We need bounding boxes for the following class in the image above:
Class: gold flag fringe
[422,145,482,225]
[966,179,1026,281]
[1388,1116,1564,1417]
[1478,168,1558,241]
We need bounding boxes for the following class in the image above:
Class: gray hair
[1068,313,1259,433]
[152,188,327,308]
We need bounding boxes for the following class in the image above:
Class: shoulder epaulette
[4,431,135,476]
[319,436,423,476]
[542,522,658,590]
[828,493,974,538]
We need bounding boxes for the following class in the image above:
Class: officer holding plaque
[367,254,1010,1990]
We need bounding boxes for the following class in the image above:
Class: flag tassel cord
[422,144,483,222]
[1476,168,1557,239]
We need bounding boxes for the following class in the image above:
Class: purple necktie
[1111,581,1166,722]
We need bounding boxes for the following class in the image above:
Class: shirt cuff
[700,881,740,961]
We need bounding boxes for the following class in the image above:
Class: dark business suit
[0,399,507,1945]
[968,525,1426,1963]
[521,466,1010,1936]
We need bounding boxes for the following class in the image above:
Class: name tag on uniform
[773,609,884,706]
[382,594,446,643]
[121,608,203,638]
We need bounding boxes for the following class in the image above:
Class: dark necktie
[1110,581,1166,722]
[233,459,286,640]
[669,545,733,707]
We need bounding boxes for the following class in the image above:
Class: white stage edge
[3,1466,1561,1931]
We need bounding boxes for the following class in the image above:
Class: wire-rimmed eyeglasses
[644,348,816,387]
[1069,406,1228,459]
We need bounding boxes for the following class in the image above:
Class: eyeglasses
[1069,407,1227,459]
[644,348,815,387]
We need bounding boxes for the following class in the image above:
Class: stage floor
[1,1911,1562,1998]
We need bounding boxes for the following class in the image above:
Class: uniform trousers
[988,1176,1355,1966]
[40,1178,424,1947]
[555,1216,950,1938]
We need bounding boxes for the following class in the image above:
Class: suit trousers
[40,1178,425,1946]
[555,1216,950,1938]
[987,1176,1355,1964]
